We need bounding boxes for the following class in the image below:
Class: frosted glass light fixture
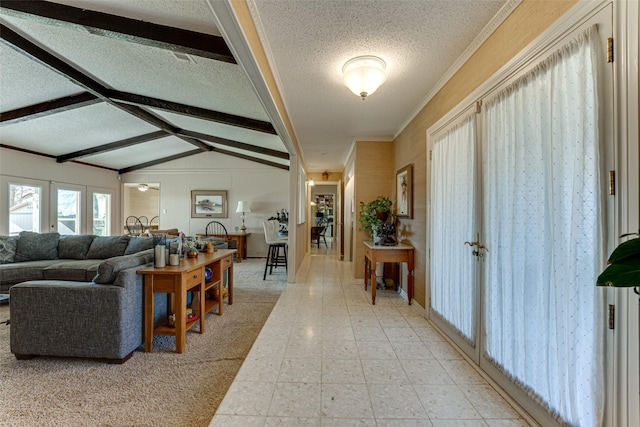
[137,183,149,192]
[342,55,387,100]
[235,201,251,231]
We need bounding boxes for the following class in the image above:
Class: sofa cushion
[86,235,130,259]
[43,260,102,282]
[14,231,60,262]
[0,235,18,264]
[124,236,154,255]
[58,234,96,260]
[0,260,60,286]
[93,249,153,284]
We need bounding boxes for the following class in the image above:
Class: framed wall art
[396,164,413,218]
[191,190,227,218]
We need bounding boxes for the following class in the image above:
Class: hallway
[210,253,531,426]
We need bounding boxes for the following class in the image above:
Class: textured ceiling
[247,0,509,171]
[0,0,515,174]
[0,0,287,173]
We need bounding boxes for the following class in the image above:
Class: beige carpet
[0,258,286,427]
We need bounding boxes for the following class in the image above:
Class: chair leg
[263,245,273,280]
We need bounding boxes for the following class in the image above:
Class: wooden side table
[137,249,236,353]
[363,241,414,305]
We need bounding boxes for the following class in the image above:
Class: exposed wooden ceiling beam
[0,92,100,125]
[118,149,203,174]
[214,147,290,171]
[0,144,118,171]
[0,0,235,63]
[57,131,167,163]
[107,90,277,135]
[180,130,289,160]
[0,24,211,153]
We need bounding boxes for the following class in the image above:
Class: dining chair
[125,216,144,236]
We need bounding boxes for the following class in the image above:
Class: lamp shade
[236,201,251,213]
[342,55,387,100]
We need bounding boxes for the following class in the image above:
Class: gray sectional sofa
[0,231,169,363]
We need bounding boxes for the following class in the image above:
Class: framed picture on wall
[191,190,228,218]
[396,164,413,218]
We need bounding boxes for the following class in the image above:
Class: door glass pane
[430,113,477,343]
[482,26,603,426]
[9,184,41,235]
[92,193,111,236]
[57,189,81,235]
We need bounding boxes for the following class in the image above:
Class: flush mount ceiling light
[342,55,387,100]
[137,183,149,192]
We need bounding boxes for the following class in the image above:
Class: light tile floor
[210,254,532,427]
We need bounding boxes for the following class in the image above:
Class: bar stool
[263,220,287,280]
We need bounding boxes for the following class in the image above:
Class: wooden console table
[363,241,414,305]
[197,232,250,263]
[137,249,236,353]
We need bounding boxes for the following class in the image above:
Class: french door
[49,183,114,235]
[428,5,613,426]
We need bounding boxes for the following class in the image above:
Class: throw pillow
[14,231,60,262]
[0,235,18,264]
[86,235,130,259]
[58,234,96,259]
[124,236,154,255]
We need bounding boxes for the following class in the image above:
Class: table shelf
[138,250,236,353]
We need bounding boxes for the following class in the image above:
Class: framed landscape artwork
[396,164,413,218]
[191,190,227,218]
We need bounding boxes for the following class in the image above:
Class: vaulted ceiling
[0,0,289,173]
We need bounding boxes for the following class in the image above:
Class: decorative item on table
[206,283,228,301]
[167,311,199,327]
[359,196,397,246]
[235,201,251,231]
[187,247,199,258]
[268,209,289,236]
[153,235,167,267]
[204,241,214,253]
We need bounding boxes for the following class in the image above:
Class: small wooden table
[137,249,236,353]
[363,241,414,305]
[197,232,250,263]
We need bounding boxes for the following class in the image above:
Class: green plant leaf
[607,238,640,264]
[597,255,640,287]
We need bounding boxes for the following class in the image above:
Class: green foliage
[359,196,395,237]
[597,233,640,288]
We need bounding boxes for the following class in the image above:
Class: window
[8,184,41,235]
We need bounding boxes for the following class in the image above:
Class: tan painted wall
[353,140,395,279]
[393,0,578,307]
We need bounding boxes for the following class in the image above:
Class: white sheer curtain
[482,26,604,426]
[430,113,477,342]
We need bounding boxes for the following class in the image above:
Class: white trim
[613,0,640,425]
[394,0,522,139]
[206,0,298,160]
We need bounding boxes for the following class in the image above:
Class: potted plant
[597,232,640,295]
[359,196,397,245]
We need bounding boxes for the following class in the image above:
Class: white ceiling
[0,0,514,174]
[245,0,510,171]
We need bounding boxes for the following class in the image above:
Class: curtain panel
[482,26,604,426]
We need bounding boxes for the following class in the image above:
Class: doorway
[309,183,338,256]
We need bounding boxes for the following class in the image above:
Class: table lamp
[236,201,251,231]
